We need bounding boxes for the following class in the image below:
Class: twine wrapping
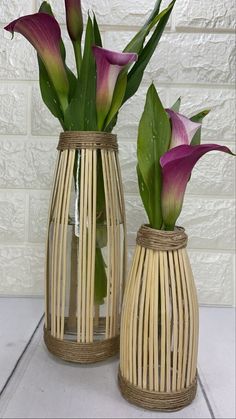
[44,327,119,364]
[118,369,197,412]
[136,224,188,251]
[57,131,118,151]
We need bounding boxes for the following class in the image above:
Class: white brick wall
[0,1,235,305]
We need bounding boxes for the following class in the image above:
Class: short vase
[44,131,126,363]
[119,224,199,411]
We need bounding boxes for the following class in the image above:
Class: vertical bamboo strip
[101,150,111,339]
[142,250,152,390]
[89,149,97,342]
[178,249,189,389]
[163,251,171,392]
[45,154,60,329]
[159,251,166,392]
[81,150,89,343]
[56,151,71,338]
[168,251,178,391]
[86,150,93,342]
[60,150,75,339]
[51,151,68,337]
[77,149,85,343]
[148,251,155,391]
[137,249,148,388]
[114,153,127,298]
[120,245,141,377]
[153,251,159,392]
[174,250,184,391]
[108,151,119,336]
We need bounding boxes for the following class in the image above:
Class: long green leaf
[64,16,97,130]
[94,248,107,305]
[76,15,97,130]
[124,1,175,103]
[137,84,171,229]
[190,109,210,146]
[105,2,175,132]
[124,0,163,54]
[104,71,127,129]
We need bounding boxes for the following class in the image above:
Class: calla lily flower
[160,144,234,230]
[4,13,69,111]
[92,46,138,130]
[65,0,83,42]
[166,109,201,149]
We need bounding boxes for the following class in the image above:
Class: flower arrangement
[137,84,235,231]
[4,0,175,133]
[4,1,175,309]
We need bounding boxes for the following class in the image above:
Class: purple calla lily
[65,0,83,42]
[92,46,138,130]
[4,13,69,110]
[160,144,234,230]
[166,109,201,148]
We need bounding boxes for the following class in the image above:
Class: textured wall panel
[174,0,236,31]
[0,138,57,189]
[0,245,45,295]
[0,191,26,243]
[0,85,28,134]
[0,0,34,23]
[28,191,50,243]
[0,1,235,305]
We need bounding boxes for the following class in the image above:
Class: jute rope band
[44,327,119,364]
[57,131,118,151]
[118,369,197,412]
[136,224,188,251]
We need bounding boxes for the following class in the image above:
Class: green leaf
[37,57,65,127]
[65,16,97,130]
[137,84,171,229]
[190,109,210,146]
[104,71,127,130]
[93,13,102,46]
[104,113,118,133]
[124,1,175,103]
[96,152,106,219]
[137,164,153,223]
[124,1,163,54]
[94,247,107,305]
[171,97,181,112]
[66,68,77,101]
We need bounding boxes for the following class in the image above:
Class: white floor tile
[0,298,44,395]
[198,307,236,419]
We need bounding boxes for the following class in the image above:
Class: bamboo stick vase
[44,131,126,363]
[119,224,199,411]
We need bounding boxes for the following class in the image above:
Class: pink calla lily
[92,46,138,129]
[65,0,83,42]
[166,109,201,148]
[160,144,234,230]
[4,13,69,110]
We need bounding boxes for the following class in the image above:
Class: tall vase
[119,225,199,411]
[44,131,126,363]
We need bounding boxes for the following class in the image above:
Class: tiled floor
[0,298,235,419]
